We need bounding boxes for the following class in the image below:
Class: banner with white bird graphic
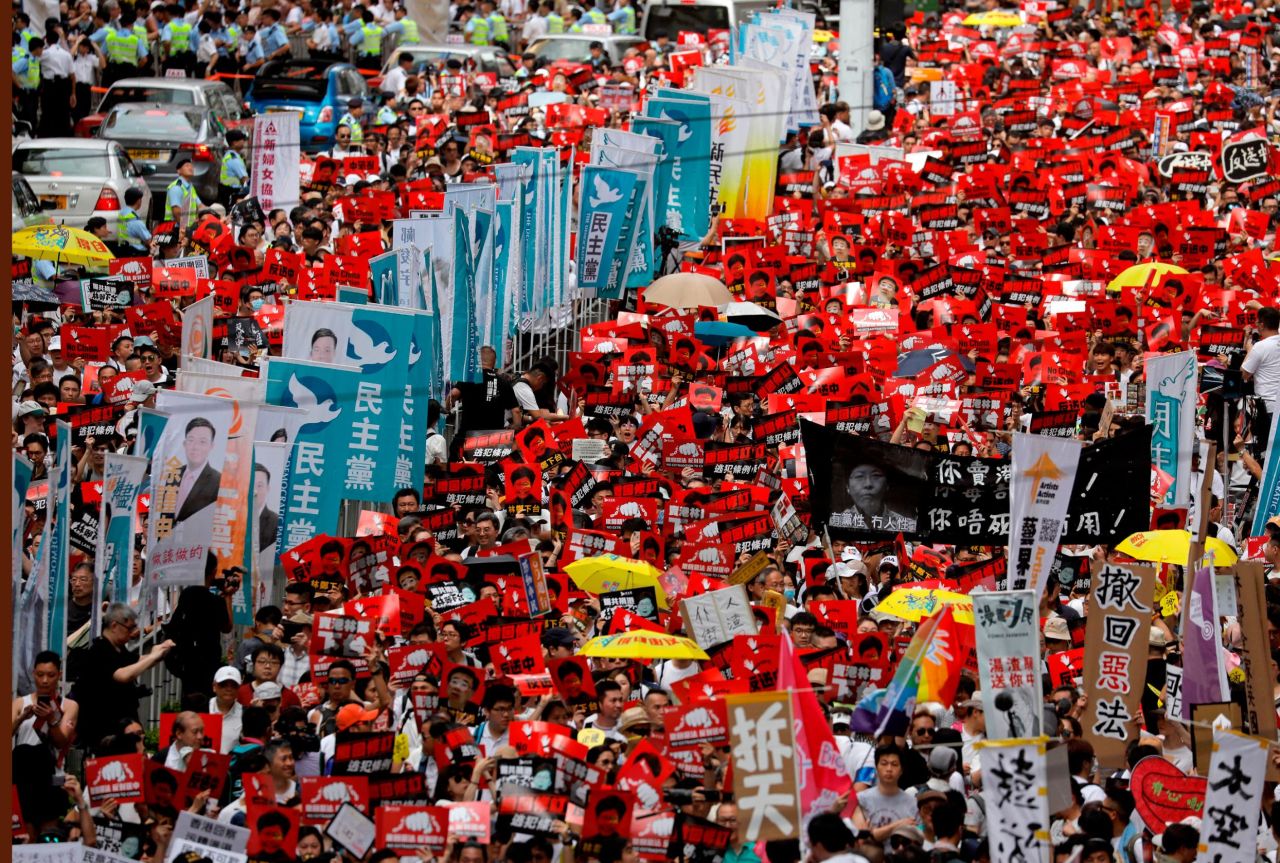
[575,165,642,297]
[643,91,713,243]
[281,301,416,500]
[590,128,659,294]
[262,356,364,551]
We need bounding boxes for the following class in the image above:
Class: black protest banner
[800,419,1009,544]
[1059,425,1152,544]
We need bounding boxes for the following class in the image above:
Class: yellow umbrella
[874,588,974,625]
[1116,530,1238,566]
[578,631,709,661]
[565,554,669,608]
[12,225,115,267]
[962,11,1024,26]
[1106,262,1187,295]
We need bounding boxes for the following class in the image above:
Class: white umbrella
[644,272,733,309]
[721,301,783,331]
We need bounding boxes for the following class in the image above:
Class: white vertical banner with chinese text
[250,113,300,211]
[728,691,801,842]
[1008,433,1081,595]
[973,590,1043,741]
[1146,350,1197,508]
[977,738,1051,863]
[1198,729,1268,861]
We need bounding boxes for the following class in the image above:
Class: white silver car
[13,138,154,229]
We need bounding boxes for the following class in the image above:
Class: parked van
[640,0,776,41]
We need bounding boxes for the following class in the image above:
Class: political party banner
[13,453,32,571]
[281,301,414,500]
[148,392,236,586]
[576,165,642,298]
[1146,351,1197,508]
[175,372,261,625]
[759,8,820,127]
[1251,409,1280,534]
[1082,563,1155,767]
[250,112,300,211]
[592,128,658,290]
[976,738,1051,863]
[1199,730,1269,861]
[727,691,800,841]
[629,116,680,264]
[46,419,72,653]
[250,442,292,611]
[96,454,149,636]
[643,92,713,242]
[1180,558,1228,719]
[15,465,51,694]
[801,419,1009,543]
[448,206,482,386]
[492,199,519,365]
[973,591,1043,741]
[134,407,171,461]
[369,250,399,307]
[180,294,214,368]
[659,87,748,227]
[262,357,365,552]
[1008,433,1081,595]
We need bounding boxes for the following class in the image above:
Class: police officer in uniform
[13,36,43,129]
[464,4,491,45]
[218,130,249,207]
[161,3,196,76]
[607,0,636,34]
[103,10,146,87]
[481,0,508,50]
[337,97,367,146]
[116,188,153,256]
[350,8,384,70]
[166,158,202,231]
[386,5,419,46]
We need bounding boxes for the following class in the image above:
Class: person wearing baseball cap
[210,667,244,753]
[541,626,577,658]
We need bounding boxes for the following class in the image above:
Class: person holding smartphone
[12,650,80,769]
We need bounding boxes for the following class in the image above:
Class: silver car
[526,34,645,65]
[98,104,226,205]
[13,139,154,228]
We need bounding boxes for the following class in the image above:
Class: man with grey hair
[71,603,174,750]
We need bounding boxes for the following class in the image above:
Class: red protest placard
[59,324,112,362]
[144,763,186,808]
[376,805,450,852]
[85,754,146,805]
[245,803,300,859]
[445,801,492,843]
[181,750,230,809]
[299,776,370,824]
[151,266,200,298]
[157,712,223,753]
[662,698,730,749]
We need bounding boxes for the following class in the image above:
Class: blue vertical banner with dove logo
[576,165,641,297]
[46,419,72,653]
[643,92,713,243]
[492,200,517,363]
[264,357,364,551]
[280,301,414,499]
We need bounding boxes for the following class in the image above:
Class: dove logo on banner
[281,301,416,500]
[644,93,713,242]
[265,357,363,554]
[576,165,642,297]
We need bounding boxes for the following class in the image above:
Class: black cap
[541,627,575,649]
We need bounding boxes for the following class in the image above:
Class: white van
[640,0,776,41]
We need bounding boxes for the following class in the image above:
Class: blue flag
[576,165,641,298]
[643,93,713,242]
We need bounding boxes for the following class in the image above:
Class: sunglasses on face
[328,677,352,684]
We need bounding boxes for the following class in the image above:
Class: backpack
[873,65,896,111]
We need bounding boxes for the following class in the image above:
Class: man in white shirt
[474,684,516,756]
[520,0,549,43]
[162,711,206,771]
[380,49,414,95]
[1243,306,1280,419]
[209,666,244,754]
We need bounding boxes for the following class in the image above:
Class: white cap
[213,666,242,685]
[254,681,283,700]
[840,546,862,563]
[48,336,61,351]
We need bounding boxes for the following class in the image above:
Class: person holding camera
[161,564,238,704]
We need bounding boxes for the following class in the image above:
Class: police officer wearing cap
[219,130,250,207]
[349,8,384,70]
[102,7,148,86]
[337,97,366,146]
[166,158,201,231]
[160,3,196,76]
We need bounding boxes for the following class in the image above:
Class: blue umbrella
[694,320,757,346]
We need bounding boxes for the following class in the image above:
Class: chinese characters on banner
[250,112,300,212]
[1179,557,1227,719]
[1082,563,1155,767]
[977,738,1051,863]
[973,590,1043,740]
[1007,433,1080,595]
[1145,350,1197,508]
[1198,729,1268,861]
[727,691,800,842]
